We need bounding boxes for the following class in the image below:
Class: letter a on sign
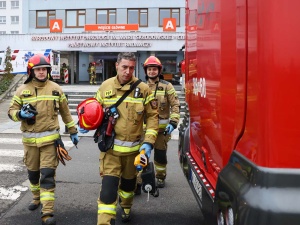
[50,19,63,33]
[163,18,176,32]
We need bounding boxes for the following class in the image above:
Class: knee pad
[40,168,55,189]
[28,170,40,185]
[154,149,167,164]
[120,177,136,192]
[100,176,119,204]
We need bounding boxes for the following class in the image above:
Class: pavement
[0,83,180,140]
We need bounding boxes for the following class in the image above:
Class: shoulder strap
[114,79,142,108]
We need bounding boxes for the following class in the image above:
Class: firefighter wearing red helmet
[8,54,79,225]
[135,55,180,193]
[88,62,97,85]
[78,52,158,224]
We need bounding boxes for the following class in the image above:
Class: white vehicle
[0,49,60,80]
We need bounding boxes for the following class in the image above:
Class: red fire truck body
[179,0,300,224]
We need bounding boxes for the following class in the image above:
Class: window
[0,31,6,34]
[11,16,19,24]
[97,9,116,24]
[159,8,180,27]
[66,10,85,28]
[0,1,6,9]
[0,16,6,24]
[11,1,19,9]
[36,11,56,28]
[11,31,19,34]
[127,9,148,27]
[160,57,177,74]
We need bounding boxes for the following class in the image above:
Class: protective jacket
[88,65,96,75]
[8,79,77,147]
[94,76,159,154]
[147,79,180,131]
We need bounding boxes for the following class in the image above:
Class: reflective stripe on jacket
[8,79,77,147]
[95,76,158,153]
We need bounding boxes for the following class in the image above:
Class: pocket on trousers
[23,148,28,167]
[99,152,106,177]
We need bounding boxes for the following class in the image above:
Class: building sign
[0,32,184,52]
[85,24,139,31]
[50,19,63,33]
[30,33,185,49]
[163,18,177,32]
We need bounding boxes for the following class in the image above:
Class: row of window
[0,31,19,34]
[37,8,180,28]
[0,0,19,9]
[0,15,19,24]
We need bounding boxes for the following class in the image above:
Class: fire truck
[0,49,60,80]
[178,0,300,225]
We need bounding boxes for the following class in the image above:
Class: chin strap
[34,77,48,82]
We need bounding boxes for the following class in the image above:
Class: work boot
[42,215,56,225]
[28,200,40,211]
[28,197,40,211]
[134,184,142,195]
[157,179,165,188]
[121,208,131,223]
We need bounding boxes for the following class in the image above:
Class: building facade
[0,0,185,84]
[0,0,22,34]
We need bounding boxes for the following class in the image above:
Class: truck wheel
[217,211,225,225]
[225,207,234,225]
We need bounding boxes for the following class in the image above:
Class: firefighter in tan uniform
[88,62,97,85]
[8,54,79,225]
[135,56,180,193]
[78,52,158,225]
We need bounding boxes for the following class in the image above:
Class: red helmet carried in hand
[77,98,104,130]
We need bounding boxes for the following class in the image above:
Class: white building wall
[2,0,185,83]
[0,0,22,34]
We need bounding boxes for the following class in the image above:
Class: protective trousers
[153,132,170,180]
[24,144,58,216]
[97,150,138,225]
[90,73,97,84]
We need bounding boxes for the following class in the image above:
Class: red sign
[163,18,177,32]
[85,24,139,31]
[50,19,63,33]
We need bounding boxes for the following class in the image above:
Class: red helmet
[27,54,51,75]
[77,98,104,130]
[179,60,185,74]
[25,54,52,83]
[143,56,162,74]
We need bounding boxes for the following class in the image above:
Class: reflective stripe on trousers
[98,204,117,215]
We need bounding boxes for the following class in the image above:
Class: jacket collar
[113,75,138,91]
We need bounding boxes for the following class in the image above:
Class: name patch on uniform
[105,90,113,97]
[21,90,31,96]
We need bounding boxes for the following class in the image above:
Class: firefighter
[60,62,68,82]
[135,56,180,193]
[7,54,79,225]
[88,62,97,85]
[78,52,158,225]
